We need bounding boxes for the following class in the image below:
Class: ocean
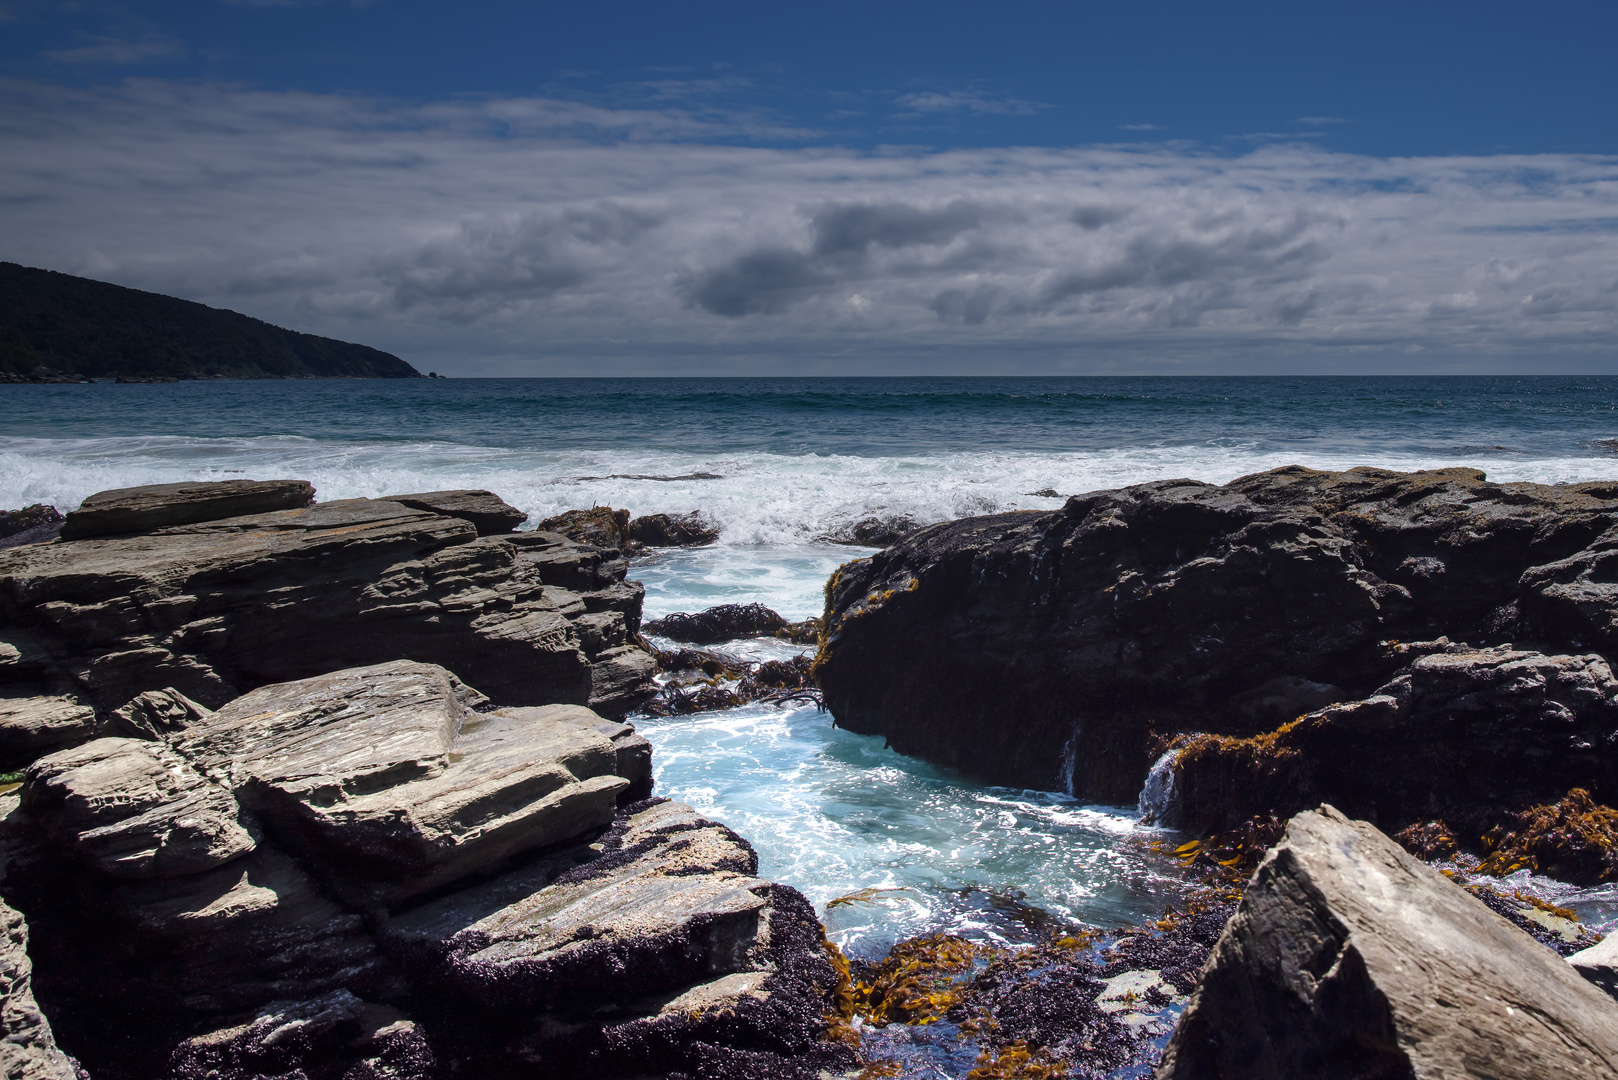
[6,374,1618,953]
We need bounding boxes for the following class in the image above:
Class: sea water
[6,375,1618,944]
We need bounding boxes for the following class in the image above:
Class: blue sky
[1,1,1616,373]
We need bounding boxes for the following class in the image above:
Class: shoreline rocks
[1158,805,1618,1079]
[814,466,1618,835]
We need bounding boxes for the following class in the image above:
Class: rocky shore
[0,481,853,1079]
[8,468,1618,1078]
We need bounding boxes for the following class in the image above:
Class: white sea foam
[5,434,1616,548]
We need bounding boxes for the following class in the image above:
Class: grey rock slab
[109,687,214,740]
[1570,933,1618,1002]
[0,691,99,764]
[177,662,632,905]
[59,480,314,540]
[21,735,255,878]
[383,489,527,535]
[588,644,660,717]
[1157,805,1618,1080]
[0,895,80,1080]
[384,799,771,1011]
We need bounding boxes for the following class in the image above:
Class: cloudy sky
[2,1,1616,375]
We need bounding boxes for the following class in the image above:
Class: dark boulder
[59,480,315,540]
[382,489,527,535]
[1158,806,1618,1080]
[645,603,787,645]
[538,507,631,550]
[627,511,721,548]
[1171,645,1618,860]
[0,506,63,551]
[821,515,918,547]
[815,466,1618,803]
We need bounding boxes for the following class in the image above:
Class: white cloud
[0,78,1615,373]
[43,35,184,66]
[893,90,1047,116]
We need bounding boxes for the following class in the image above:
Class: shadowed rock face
[0,488,656,755]
[1158,806,1618,1080]
[0,663,847,1080]
[815,466,1618,803]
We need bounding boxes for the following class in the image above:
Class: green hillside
[0,263,421,380]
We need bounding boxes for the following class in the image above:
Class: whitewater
[6,374,1618,950]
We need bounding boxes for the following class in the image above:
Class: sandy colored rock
[0,691,98,764]
[22,735,255,878]
[176,662,633,905]
[1157,805,1618,1080]
[1570,933,1618,1001]
[384,489,527,535]
[59,479,314,540]
[385,799,769,1010]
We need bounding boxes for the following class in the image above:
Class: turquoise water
[6,375,1618,948]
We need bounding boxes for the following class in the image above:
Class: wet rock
[822,515,918,547]
[59,480,315,540]
[1157,805,1618,1080]
[538,507,630,550]
[627,511,721,548]
[0,895,80,1080]
[1173,648,1618,857]
[168,990,434,1080]
[383,489,527,535]
[174,661,634,906]
[0,506,63,551]
[22,736,256,879]
[816,466,1618,802]
[645,603,787,645]
[0,490,656,739]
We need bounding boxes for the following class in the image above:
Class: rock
[645,603,787,645]
[627,511,721,548]
[59,480,315,540]
[383,798,767,1010]
[815,466,1618,801]
[21,736,256,879]
[168,990,434,1080]
[0,896,80,1080]
[1157,805,1618,1080]
[1174,647,1618,851]
[173,661,635,906]
[1569,934,1618,1001]
[821,515,918,547]
[538,507,630,550]
[382,489,527,535]
[0,506,63,551]
[0,690,99,766]
[109,687,213,740]
[0,493,656,739]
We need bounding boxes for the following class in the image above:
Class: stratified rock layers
[0,491,656,760]
[0,662,847,1079]
[1157,806,1618,1080]
[815,467,1618,805]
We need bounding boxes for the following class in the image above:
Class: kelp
[848,934,993,1026]
[1478,788,1618,884]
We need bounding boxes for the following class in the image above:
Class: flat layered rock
[59,480,314,540]
[384,489,527,535]
[0,691,98,765]
[1157,806,1618,1080]
[22,735,255,878]
[385,799,768,1011]
[0,492,656,741]
[176,662,637,905]
[168,990,434,1080]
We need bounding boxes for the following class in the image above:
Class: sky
[1,1,1616,375]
